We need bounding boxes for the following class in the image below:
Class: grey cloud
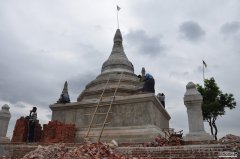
[0,33,70,107]
[0,48,59,107]
[14,103,26,108]
[220,21,240,48]
[220,21,240,35]
[179,21,205,41]
[195,65,210,74]
[0,25,102,106]
[169,71,189,79]
[125,29,164,56]
[94,25,103,31]
[75,42,103,61]
[46,114,52,120]
[67,72,98,101]
[170,110,188,133]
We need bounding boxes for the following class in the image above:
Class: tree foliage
[196,77,236,140]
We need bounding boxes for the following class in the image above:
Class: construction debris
[22,136,184,159]
[63,142,125,159]
[42,121,75,143]
[144,135,183,147]
[107,139,119,148]
[22,144,67,159]
[22,142,130,159]
[219,134,240,153]
[219,134,240,143]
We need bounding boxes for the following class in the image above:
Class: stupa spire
[101,29,134,74]
[114,29,122,43]
[57,81,70,103]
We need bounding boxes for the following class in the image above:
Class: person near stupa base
[141,73,155,93]
[157,93,165,108]
[56,81,71,104]
[28,107,37,142]
[58,93,70,104]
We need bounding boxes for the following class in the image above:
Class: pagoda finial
[101,29,134,74]
[114,29,122,43]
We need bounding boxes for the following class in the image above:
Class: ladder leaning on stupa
[85,72,124,142]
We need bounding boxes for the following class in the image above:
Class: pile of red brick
[219,134,240,151]
[63,142,127,159]
[11,117,42,142]
[42,121,75,143]
[219,134,240,143]
[22,144,68,159]
[144,135,183,147]
[22,143,131,159]
[11,117,75,143]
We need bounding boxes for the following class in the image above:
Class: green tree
[196,77,236,140]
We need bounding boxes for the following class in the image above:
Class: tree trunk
[207,118,214,135]
[212,117,218,140]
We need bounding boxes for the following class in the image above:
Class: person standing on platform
[28,107,37,142]
[142,73,155,93]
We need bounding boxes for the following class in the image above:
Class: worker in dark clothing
[157,93,165,108]
[28,107,37,142]
[142,73,155,93]
[57,93,70,104]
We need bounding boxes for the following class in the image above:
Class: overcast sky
[1,0,239,139]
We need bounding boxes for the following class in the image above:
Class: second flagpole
[203,62,205,87]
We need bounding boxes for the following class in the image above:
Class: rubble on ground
[219,134,240,143]
[21,135,184,159]
[219,134,240,153]
[22,142,131,159]
[63,142,126,159]
[144,135,183,147]
[22,144,67,159]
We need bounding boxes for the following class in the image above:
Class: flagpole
[117,9,119,29]
[203,62,205,87]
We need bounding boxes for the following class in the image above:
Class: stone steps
[1,143,237,158]
[116,144,233,158]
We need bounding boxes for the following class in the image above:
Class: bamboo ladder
[85,72,124,142]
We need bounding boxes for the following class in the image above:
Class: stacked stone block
[11,117,28,142]
[42,121,75,143]
[34,121,43,142]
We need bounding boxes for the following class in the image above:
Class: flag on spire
[117,5,121,11]
[116,5,121,29]
[203,60,207,67]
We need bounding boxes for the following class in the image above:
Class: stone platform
[77,125,165,143]
[50,93,170,143]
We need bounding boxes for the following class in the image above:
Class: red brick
[11,117,42,142]
[42,120,75,143]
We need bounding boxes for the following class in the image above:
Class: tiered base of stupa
[50,93,170,143]
[77,125,166,143]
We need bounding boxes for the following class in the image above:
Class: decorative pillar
[0,104,11,143]
[184,82,213,141]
